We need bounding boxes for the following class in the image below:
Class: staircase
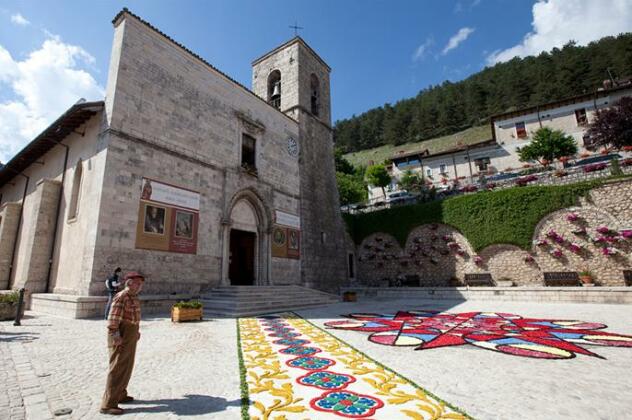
[201,285,340,317]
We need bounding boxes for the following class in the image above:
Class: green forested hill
[334,34,632,154]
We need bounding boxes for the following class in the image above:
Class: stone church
[0,9,352,316]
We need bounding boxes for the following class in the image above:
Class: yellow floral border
[239,314,471,420]
[239,317,307,420]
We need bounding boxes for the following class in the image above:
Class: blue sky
[1,0,632,162]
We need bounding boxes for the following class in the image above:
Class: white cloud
[487,0,632,64]
[442,27,475,55]
[454,0,482,13]
[0,38,104,163]
[10,13,29,26]
[412,36,434,62]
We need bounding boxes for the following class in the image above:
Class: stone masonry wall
[12,180,62,298]
[356,179,632,286]
[88,12,302,295]
[0,203,21,289]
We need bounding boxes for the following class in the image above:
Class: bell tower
[252,37,347,292]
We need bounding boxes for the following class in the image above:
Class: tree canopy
[586,96,632,149]
[517,127,578,165]
[365,164,391,197]
[334,34,632,154]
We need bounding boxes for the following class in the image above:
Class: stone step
[204,291,338,300]
[200,285,340,317]
[201,294,338,306]
[203,301,336,317]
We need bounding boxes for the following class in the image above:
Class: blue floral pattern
[298,371,354,390]
[287,356,334,371]
[311,391,383,417]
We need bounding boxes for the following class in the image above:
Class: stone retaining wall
[342,286,632,305]
[355,179,632,287]
[30,293,198,319]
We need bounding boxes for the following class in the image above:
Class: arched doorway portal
[221,189,272,286]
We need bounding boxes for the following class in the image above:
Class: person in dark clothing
[104,268,122,320]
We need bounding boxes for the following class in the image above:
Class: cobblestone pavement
[1,299,632,419]
[0,312,242,419]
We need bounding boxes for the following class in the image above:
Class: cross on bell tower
[289,21,304,36]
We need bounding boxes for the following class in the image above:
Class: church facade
[0,9,351,308]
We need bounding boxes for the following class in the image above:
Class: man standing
[101,272,144,415]
[104,268,122,320]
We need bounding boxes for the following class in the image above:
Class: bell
[271,82,281,98]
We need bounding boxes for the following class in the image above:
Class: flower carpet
[324,310,632,359]
[238,312,467,419]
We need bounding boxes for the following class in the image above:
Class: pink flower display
[596,226,611,235]
[473,255,483,265]
[456,249,466,256]
[442,235,452,242]
[569,243,582,254]
[524,255,535,263]
[566,212,579,222]
[602,247,618,256]
[551,249,564,258]
[534,239,548,247]
[620,230,632,239]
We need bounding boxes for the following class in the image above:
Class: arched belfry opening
[268,70,281,109]
[221,189,272,286]
[310,73,320,116]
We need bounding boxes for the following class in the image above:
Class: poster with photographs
[136,178,200,254]
[287,228,300,259]
[271,225,300,259]
[271,226,287,258]
[144,205,166,235]
[169,210,198,253]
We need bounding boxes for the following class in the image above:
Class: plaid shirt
[107,289,141,333]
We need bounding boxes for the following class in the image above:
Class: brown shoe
[100,407,124,415]
[119,396,134,404]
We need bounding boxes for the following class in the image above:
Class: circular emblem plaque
[287,137,298,157]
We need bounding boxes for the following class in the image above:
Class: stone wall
[0,203,21,289]
[89,12,303,296]
[355,179,632,287]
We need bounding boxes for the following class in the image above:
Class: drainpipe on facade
[451,154,458,182]
[44,140,69,293]
[7,171,30,288]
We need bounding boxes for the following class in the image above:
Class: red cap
[124,271,145,281]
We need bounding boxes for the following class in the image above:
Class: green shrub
[344,181,599,251]
[173,300,203,309]
[0,291,19,304]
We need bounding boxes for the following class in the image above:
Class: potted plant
[342,291,357,302]
[579,270,594,286]
[171,300,203,322]
[0,291,21,321]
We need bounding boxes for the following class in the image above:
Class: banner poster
[272,225,287,258]
[271,225,300,259]
[135,178,200,254]
[286,228,300,259]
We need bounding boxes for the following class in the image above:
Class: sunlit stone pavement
[1,298,631,419]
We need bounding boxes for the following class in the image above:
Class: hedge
[344,181,602,251]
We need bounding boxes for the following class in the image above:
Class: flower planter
[579,275,594,287]
[171,307,203,322]
[342,291,357,302]
[0,302,19,321]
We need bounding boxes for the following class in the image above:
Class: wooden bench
[543,272,580,287]
[624,270,632,287]
[464,273,494,287]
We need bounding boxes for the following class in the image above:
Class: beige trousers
[101,321,139,409]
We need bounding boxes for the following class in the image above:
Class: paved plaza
[1,298,632,419]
